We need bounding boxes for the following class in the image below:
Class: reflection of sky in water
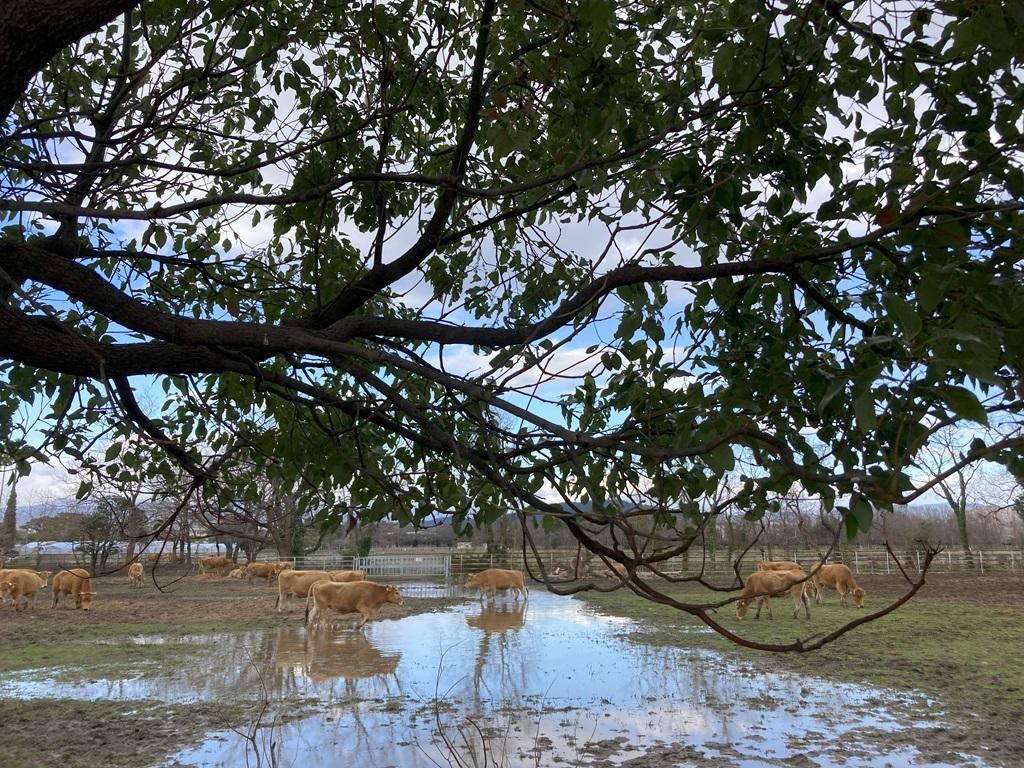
[0,591,989,768]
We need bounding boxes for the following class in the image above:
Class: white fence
[5,546,1021,578]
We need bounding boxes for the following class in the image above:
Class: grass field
[577,571,1024,763]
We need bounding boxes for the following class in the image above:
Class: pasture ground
[0,570,1019,767]
[578,572,1024,766]
[0,573,460,768]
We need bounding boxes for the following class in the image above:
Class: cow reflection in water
[271,628,400,692]
[466,603,527,706]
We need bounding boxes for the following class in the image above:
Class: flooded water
[0,590,992,767]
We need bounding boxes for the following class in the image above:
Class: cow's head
[735,598,751,619]
[0,581,15,600]
[37,571,51,586]
[77,591,93,610]
[275,563,293,574]
[851,587,866,607]
[385,585,403,605]
[464,573,481,588]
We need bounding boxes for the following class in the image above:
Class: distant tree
[24,511,87,543]
[76,501,120,574]
[0,483,16,554]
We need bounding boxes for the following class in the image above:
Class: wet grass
[576,581,1024,719]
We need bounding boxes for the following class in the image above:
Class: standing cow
[52,568,94,610]
[127,562,144,587]
[735,569,811,620]
[305,580,403,629]
[464,568,529,601]
[810,563,866,607]
[0,570,47,611]
[277,570,331,612]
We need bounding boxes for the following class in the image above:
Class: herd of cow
[0,555,864,626]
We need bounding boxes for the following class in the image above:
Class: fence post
[885,550,890,575]
[979,550,984,574]
[915,550,920,573]
[855,550,860,573]
[1012,550,1015,571]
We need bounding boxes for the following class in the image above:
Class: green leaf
[853,388,876,432]
[882,292,922,339]
[935,385,988,425]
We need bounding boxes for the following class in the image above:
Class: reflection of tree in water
[465,602,528,712]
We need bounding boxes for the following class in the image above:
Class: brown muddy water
[0,588,995,767]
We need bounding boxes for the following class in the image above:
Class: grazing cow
[735,569,811,620]
[127,562,144,588]
[277,569,331,612]
[51,568,94,610]
[305,580,403,629]
[811,563,866,607]
[245,561,292,585]
[329,569,366,583]
[0,570,46,610]
[465,568,528,600]
[197,555,234,575]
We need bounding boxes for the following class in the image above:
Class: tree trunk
[956,507,970,551]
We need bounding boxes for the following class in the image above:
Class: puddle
[0,591,993,767]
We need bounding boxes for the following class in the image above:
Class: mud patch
[0,698,256,768]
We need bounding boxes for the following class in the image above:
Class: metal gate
[353,554,451,579]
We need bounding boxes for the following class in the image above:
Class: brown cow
[0,568,50,589]
[329,569,366,583]
[305,580,403,629]
[52,568,94,610]
[276,570,331,612]
[0,570,46,610]
[735,569,811,620]
[197,555,234,575]
[127,562,144,588]
[757,559,803,572]
[227,567,247,579]
[608,562,628,579]
[245,561,292,585]
[465,568,528,600]
[811,563,866,607]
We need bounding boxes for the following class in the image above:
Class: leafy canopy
[1,0,1023,647]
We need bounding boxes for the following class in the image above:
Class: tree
[0,482,16,554]
[1,0,1023,650]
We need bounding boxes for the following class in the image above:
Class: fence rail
[3,546,1021,578]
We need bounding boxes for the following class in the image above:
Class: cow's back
[281,570,331,595]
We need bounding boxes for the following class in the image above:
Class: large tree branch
[0,0,142,122]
